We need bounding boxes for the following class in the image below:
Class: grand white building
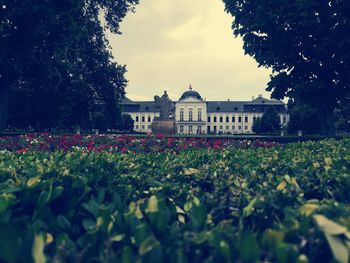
[121,87,289,134]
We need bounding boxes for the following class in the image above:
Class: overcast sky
[108,0,272,102]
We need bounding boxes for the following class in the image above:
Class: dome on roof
[180,86,202,100]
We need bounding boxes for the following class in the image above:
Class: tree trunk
[318,107,336,136]
[0,84,10,131]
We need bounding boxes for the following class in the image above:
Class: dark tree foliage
[287,101,322,135]
[0,0,139,131]
[252,106,280,134]
[223,0,350,135]
[121,114,134,132]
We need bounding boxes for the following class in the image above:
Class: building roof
[247,96,284,105]
[180,86,202,100]
[207,101,246,112]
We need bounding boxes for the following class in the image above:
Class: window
[220,117,223,123]
[213,126,217,132]
[253,116,257,122]
[189,110,193,121]
[208,117,211,122]
[232,126,235,130]
[135,125,139,129]
[238,126,242,130]
[238,117,242,123]
[148,125,151,129]
[136,116,139,122]
[245,116,249,123]
[234,107,238,111]
[226,126,229,130]
[198,126,202,134]
[189,125,193,133]
[142,125,145,129]
[245,126,248,130]
[198,110,202,121]
[220,126,223,130]
[207,126,211,132]
[216,107,221,111]
[283,116,287,123]
[180,110,184,121]
[232,116,235,122]
[142,116,145,122]
[180,125,184,133]
[226,117,229,122]
[148,116,151,122]
[214,117,217,122]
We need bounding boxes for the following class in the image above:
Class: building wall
[123,98,289,134]
[175,97,207,135]
[128,112,160,133]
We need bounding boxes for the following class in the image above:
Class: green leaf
[239,232,260,263]
[146,196,158,213]
[243,197,258,217]
[0,193,16,214]
[0,223,19,263]
[32,234,46,263]
[139,237,159,256]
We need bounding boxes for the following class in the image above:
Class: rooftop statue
[154,91,175,120]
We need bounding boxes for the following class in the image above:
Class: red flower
[16,148,27,153]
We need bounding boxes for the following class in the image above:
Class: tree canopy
[0,0,139,131]
[252,106,281,134]
[223,0,350,135]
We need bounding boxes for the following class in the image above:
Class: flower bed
[0,139,350,262]
[0,133,279,153]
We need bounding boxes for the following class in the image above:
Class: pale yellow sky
[108,0,272,101]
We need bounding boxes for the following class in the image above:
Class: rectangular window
[283,116,287,123]
[198,110,202,121]
[180,125,184,132]
[213,126,217,132]
[245,126,248,130]
[214,117,217,122]
[207,126,211,132]
[136,116,139,122]
[232,116,235,122]
[180,111,184,121]
[226,126,229,130]
[135,125,139,129]
[232,126,235,130]
[220,126,223,130]
[148,116,151,122]
[198,126,202,134]
[220,117,223,122]
[189,125,193,133]
[208,117,211,122]
[148,125,151,129]
[238,117,242,123]
[238,126,242,130]
[142,116,145,122]
[189,111,193,121]
[245,116,249,123]
[226,117,229,122]
[142,125,145,129]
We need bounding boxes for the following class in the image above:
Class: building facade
[121,87,289,134]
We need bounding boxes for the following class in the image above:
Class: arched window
[198,110,202,121]
[189,109,193,121]
[180,110,184,121]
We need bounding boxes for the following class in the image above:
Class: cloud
[108,0,272,101]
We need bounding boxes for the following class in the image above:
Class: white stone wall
[175,97,207,135]
[128,112,160,133]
